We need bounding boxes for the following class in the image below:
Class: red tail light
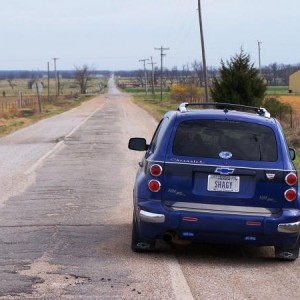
[150,164,163,177]
[285,173,298,186]
[284,188,297,202]
[148,180,161,192]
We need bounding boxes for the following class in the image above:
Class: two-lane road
[0,79,191,299]
[0,78,300,299]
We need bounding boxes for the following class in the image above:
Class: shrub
[19,108,35,117]
[170,84,204,102]
[263,97,292,119]
[210,50,266,106]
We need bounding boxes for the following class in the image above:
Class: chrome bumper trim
[170,202,275,217]
[139,210,165,223]
[278,221,300,233]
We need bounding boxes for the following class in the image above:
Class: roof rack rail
[177,102,271,118]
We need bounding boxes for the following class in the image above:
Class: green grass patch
[293,155,300,172]
[127,90,178,121]
[266,86,290,95]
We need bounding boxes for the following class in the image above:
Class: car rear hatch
[162,118,285,216]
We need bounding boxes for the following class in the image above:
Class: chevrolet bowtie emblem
[215,167,235,175]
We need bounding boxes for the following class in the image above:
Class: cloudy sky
[0,0,299,71]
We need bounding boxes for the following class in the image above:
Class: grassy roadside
[0,76,108,137]
[125,88,300,172]
[0,94,99,137]
[129,91,177,121]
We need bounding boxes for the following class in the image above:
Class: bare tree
[74,65,94,94]
[7,79,17,90]
[136,70,145,87]
[181,64,190,84]
[167,66,178,86]
[7,73,17,90]
[192,60,203,86]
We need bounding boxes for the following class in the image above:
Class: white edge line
[24,141,64,175]
[168,255,194,300]
[24,103,105,175]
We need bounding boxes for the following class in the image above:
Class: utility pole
[154,46,169,101]
[139,58,149,95]
[53,57,59,97]
[47,61,50,102]
[197,0,209,102]
[148,56,156,96]
[258,41,262,75]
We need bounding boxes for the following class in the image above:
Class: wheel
[275,238,300,261]
[131,212,156,252]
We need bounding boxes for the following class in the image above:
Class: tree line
[115,62,300,88]
[0,61,299,87]
[0,70,110,80]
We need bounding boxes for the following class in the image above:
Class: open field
[0,77,106,97]
[0,77,108,136]
[278,95,300,114]
[266,86,291,95]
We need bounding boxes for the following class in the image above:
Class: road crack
[17,254,91,298]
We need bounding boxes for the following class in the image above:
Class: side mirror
[128,138,149,151]
[289,148,296,161]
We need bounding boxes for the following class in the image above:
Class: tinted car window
[173,120,277,161]
[148,117,169,154]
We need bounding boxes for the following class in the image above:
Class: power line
[154,46,170,101]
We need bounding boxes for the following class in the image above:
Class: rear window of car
[172,120,278,161]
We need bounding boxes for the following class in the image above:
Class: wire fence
[0,95,49,112]
[184,96,206,103]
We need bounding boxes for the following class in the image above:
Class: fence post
[18,92,23,108]
[35,83,42,113]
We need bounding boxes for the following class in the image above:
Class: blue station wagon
[128,102,300,260]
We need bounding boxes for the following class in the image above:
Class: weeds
[0,95,92,137]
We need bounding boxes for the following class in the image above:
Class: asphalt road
[0,78,300,299]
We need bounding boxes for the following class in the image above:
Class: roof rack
[177,102,271,118]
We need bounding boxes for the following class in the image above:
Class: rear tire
[131,212,156,252]
[275,238,300,261]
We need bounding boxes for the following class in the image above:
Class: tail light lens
[148,180,161,192]
[150,164,163,177]
[284,188,297,202]
[285,173,298,186]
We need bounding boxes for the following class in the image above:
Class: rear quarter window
[172,120,278,161]
[148,117,170,154]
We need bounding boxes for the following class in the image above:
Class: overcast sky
[0,0,299,71]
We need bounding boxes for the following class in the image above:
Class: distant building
[289,70,300,93]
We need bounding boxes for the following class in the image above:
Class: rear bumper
[136,201,300,247]
[139,210,165,223]
[278,221,300,233]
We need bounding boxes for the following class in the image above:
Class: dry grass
[0,95,95,137]
[278,95,300,113]
[276,95,300,171]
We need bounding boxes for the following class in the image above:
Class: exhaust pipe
[163,231,192,246]
[163,232,174,242]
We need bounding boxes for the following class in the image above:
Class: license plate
[207,175,240,192]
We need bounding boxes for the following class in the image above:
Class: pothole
[19,255,91,297]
